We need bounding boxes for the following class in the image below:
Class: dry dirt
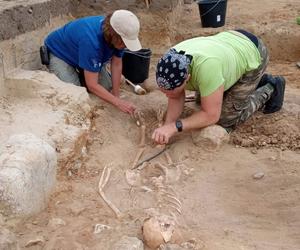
[2,0,300,249]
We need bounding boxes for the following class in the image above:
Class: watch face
[176,120,183,132]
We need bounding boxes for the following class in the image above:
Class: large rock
[191,125,229,150]
[0,133,57,215]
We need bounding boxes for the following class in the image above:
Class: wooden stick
[98,166,123,218]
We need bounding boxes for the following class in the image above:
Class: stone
[250,149,258,154]
[93,224,111,234]
[253,172,265,180]
[160,244,184,250]
[48,218,66,229]
[191,125,229,150]
[25,238,45,247]
[143,217,164,249]
[0,226,20,250]
[112,236,144,250]
[143,216,182,249]
[0,133,57,215]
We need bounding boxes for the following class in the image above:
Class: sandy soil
[2,0,300,249]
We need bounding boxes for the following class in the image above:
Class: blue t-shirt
[45,16,123,72]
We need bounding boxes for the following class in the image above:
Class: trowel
[125,78,147,95]
[106,64,147,95]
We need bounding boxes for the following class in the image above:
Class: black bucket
[122,48,152,84]
[197,0,227,28]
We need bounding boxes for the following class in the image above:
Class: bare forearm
[165,93,185,124]
[87,82,118,106]
[111,57,122,96]
[181,110,219,131]
[85,69,135,114]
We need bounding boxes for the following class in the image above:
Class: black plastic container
[197,0,227,28]
[122,48,152,84]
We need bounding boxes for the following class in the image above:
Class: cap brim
[122,37,142,51]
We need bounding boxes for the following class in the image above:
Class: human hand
[115,98,136,115]
[151,123,177,145]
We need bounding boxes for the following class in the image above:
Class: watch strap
[175,119,183,132]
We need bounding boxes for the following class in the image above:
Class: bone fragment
[164,151,174,166]
[93,224,111,234]
[125,169,142,186]
[139,125,146,147]
[169,204,182,215]
[98,166,123,218]
[163,193,182,207]
[154,162,167,175]
[137,161,149,171]
[163,198,181,212]
[131,147,146,169]
[156,108,164,127]
[133,110,145,127]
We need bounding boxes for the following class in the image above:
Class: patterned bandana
[156,48,193,90]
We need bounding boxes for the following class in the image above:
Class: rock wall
[0,69,92,216]
[0,0,76,41]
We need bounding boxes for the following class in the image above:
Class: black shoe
[263,76,286,114]
[256,73,274,89]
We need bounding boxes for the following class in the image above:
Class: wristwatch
[175,120,183,132]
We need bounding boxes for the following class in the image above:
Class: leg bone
[98,166,123,218]
[131,147,146,169]
[139,125,146,147]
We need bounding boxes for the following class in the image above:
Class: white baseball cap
[110,10,142,51]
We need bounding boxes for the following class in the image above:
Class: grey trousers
[48,53,112,91]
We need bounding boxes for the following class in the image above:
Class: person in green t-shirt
[152,30,286,145]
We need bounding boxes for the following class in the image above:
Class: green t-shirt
[173,31,261,97]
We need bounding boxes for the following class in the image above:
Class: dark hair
[103,14,123,48]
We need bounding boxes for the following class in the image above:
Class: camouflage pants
[217,38,274,129]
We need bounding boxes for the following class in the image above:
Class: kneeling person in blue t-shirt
[44,10,142,115]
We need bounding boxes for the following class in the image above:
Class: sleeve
[78,39,102,72]
[113,48,124,58]
[194,58,225,97]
